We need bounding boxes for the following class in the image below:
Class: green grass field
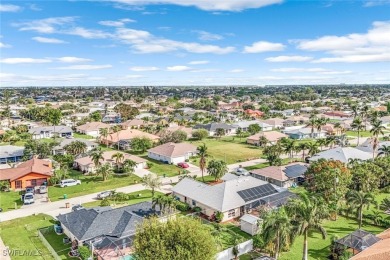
[0,190,23,212]
[42,228,73,259]
[345,130,372,137]
[0,214,56,260]
[279,216,385,260]
[141,156,183,177]
[82,189,163,208]
[72,133,94,139]
[188,136,262,165]
[244,158,292,171]
[48,170,141,201]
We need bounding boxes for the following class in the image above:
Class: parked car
[178,162,189,168]
[39,185,47,194]
[97,190,113,200]
[60,179,81,188]
[22,193,34,205]
[25,186,35,194]
[235,167,250,176]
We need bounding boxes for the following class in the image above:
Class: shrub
[176,201,190,212]
[193,206,202,212]
[215,211,224,223]
[147,162,154,169]
[78,246,91,260]
[100,198,111,207]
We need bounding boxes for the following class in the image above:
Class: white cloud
[116,28,235,54]
[188,60,209,65]
[363,0,390,7]
[166,65,192,71]
[0,42,11,48]
[13,17,76,33]
[99,18,136,27]
[194,30,223,41]
[295,21,390,63]
[0,58,51,64]
[125,74,144,78]
[109,0,283,11]
[265,55,313,62]
[230,69,244,73]
[243,41,285,53]
[66,27,111,39]
[54,64,112,70]
[56,57,93,63]
[0,4,21,12]
[32,37,68,44]
[270,67,352,75]
[129,66,159,71]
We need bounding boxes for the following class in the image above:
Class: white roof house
[309,147,372,164]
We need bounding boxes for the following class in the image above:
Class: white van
[60,179,81,188]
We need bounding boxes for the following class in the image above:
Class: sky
[0,0,389,87]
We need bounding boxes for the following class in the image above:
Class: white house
[76,122,110,137]
[29,126,73,139]
[233,120,273,132]
[147,142,197,165]
[52,138,98,155]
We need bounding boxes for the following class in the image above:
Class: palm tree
[298,143,309,161]
[351,104,359,119]
[370,120,385,159]
[307,142,320,157]
[325,136,336,149]
[111,152,125,171]
[142,173,162,197]
[215,128,225,139]
[99,127,109,147]
[96,163,113,181]
[261,207,295,260]
[263,143,283,166]
[378,145,390,157]
[286,194,329,260]
[258,135,269,148]
[333,122,342,136]
[315,117,329,135]
[123,159,137,174]
[306,116,318,138]
[236,128,243,139]
[281,138,296,163]
[351,117,364,146]
[111,125,122,150]
[207,160,228,181]
[90,148,104,170]
[197,143,209,182]
[47,109,62,140]
[316,138,326,151]
[346,190,375,229]
[360,105,370,131]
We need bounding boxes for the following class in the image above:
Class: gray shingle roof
[193,123,236,132]
[309,147,372,163]
[0,145,24,159]
[29,126,73,134]
[57,201,159,242]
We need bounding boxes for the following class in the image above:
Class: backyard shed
[240,214,262,236]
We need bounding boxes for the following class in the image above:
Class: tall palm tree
[351,117,364,146]
[258,135,269,148]
[123,159,137,174]
[262,207,295,260]
[316,138,326,151]
[370,120,385,159]
[286,194,329,260]
[306,116,318,138]
[307,142,320,157]
[96,163,113,181]
[333,122,342,136]
[378,145,390,157]
[99,127,109,148]
[111,152,125,170]
[142,173,162,197]
[111,125,122,150]
[298,143,309,161]
[281,138,296,163]
[346,190,375,229]
[91,148,104,170]
[325,136,336,149]
[360,105,370,131]
[197,143,209,182]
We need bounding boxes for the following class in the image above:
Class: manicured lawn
[141,156,182,177]
[196,175,216,183]
[0,190,23,212]
[223,223,252,240]
[279,216,385,260]
[0,214,56,260]
[346,130,372,137]
[239,252,263,260]
[48,170,141,201]
[42,228,73,259]
[244,158,291,171]
[82,189,164,208]
[73,133,94,139]
[188,136,262,165]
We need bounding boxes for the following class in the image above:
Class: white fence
[216,239,253,260]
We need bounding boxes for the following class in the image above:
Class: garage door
[26,178,47,187]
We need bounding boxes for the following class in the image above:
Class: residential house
[233,120,273,132]
[102,112,121,124]
[324,111,352,119]
[57,202,164,258]
[349,228,390,260]
[261,118,284,129]
[284,116,309,126]
[100,129,160,149]
[121,119,153,130]
[0,158,53,190]
[29,126,73,139]
[76,122,111,137]
[52,138,98,155]
[283,127,327,139]
[308,147,372,164]
[193,123,237,136]
[250,163,308,188]
[247,131,288,146]
[172,176,295,222]
[0,145,24,164]
[74,151,146,174]
[147,142,197,164]
[356,139,390,155]
[157,126,193,138]
[244,109,264,118]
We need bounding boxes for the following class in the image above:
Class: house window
[192,200,196,206]
[15,180,22,189]
[31,179,37,186]
[228,209,236,218]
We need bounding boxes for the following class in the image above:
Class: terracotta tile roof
[102,129,160,143]
[350,229,390,260]
[0,158,53,181]
[75,151,146,166]
[148,142,197,157]
[120,119,153,128]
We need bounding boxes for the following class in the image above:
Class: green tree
[263,143,283,166]
[131,137,153,153]
[90,148,104,169]
[307,142,320,156]
[90,111,102,122]
[192,129,209,140]
[286,194,329,260]
[261,207,295,260]
[111,152,125,171]
[123,159,137,174]
[378,145,390,157]
[197,143,209,182]
[114,103,139,120]
[248,124,261,135]
[370,120,385,159]
[215,128,225,139]
[346,190,375,229]
[99,127,109,148]
[133,217,217,260]
[281,138,296,163]
[350,161,383,193]
[142,173,162,197]
[351,117,364,146]
[46,109,62,140]
[1,90,12,127]
[207,160,228,181]
[96,163,113,181]
[64,140,87,156]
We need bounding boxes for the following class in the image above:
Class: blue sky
[0,0,389,86]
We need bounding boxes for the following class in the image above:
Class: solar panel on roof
[238,183,278,202]
[284,164,307,178]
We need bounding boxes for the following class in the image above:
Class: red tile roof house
[75,122,110,138]
[247,131,288,146]
[147,142,197,165]
[245,109,264,118]
[120,119,154,130]
[74,151,146,174]
[0,158,53,190]
[100,129,160,150]
[250,163,308,188]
